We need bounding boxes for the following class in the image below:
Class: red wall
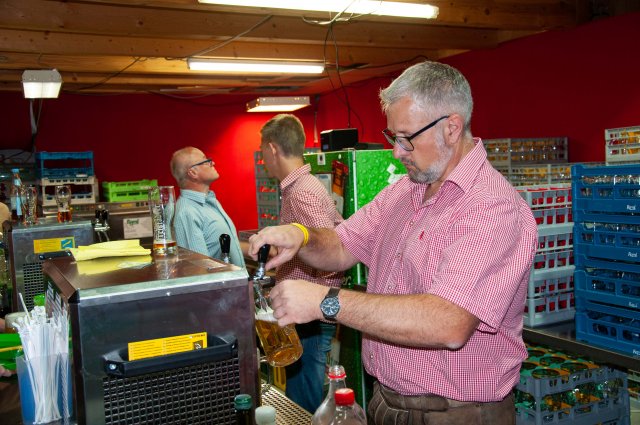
[1,12,639,230]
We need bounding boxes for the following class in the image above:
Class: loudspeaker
[320,128,358,152]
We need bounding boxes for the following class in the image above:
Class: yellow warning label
[128,332,208,361]
[33,237,76,254]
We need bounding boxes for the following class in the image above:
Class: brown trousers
[367,381,515,425]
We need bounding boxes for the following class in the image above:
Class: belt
[377,382,478,412]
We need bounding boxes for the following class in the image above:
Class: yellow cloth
[75,255,153,275]
[70,240,151,261]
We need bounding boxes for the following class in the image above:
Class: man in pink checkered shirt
[259,114,344,414]
[249,61,538,425]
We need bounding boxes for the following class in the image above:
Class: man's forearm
[298,227,358,272]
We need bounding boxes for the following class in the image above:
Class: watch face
[321,297,340,317]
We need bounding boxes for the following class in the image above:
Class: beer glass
[19,185,38,226]
[55,184,72,222]
[148,186,177,255]
[254,280,303,368]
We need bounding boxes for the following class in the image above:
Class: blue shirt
[174,189,245,267]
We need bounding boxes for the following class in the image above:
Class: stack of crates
[515,344,630,425]
[254,151,280,229]
[519,184,575,327]
[102,179,157,202]
[572,163,640,358]
[485,137,570,186]
[605,125,640,165]
[35,151,97,207]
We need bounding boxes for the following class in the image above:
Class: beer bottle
[234,394,253,425]
[9,168,23,222]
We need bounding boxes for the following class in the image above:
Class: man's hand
[268,279,328,326]
[248,225,305,270]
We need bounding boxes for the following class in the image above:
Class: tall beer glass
[148,186,177,255]
[254,280,303,368]
[19,185,38,226]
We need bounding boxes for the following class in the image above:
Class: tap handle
[219,234,231,255]
[258,244,270,264]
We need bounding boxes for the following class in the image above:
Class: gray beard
[404,136,453,184]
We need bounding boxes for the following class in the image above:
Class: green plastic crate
[102,179,157,202]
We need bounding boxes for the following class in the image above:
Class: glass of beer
[148,186,177,255]
[20,185,38,226]
[254,281,302,367]
[55,184,73,223]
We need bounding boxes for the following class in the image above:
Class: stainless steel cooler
[42,247,257,425]
[2,218,94,311]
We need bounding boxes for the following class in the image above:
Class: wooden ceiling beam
[0,29,447,65]
[58,0,581,30]
[1,0,538,50]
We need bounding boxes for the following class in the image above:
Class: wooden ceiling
[0,0,636,96]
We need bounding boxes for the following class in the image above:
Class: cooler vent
[103,357,240,424]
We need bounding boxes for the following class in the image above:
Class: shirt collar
[280,163,311,191]
[444,137,487,194]
[180,189,216,205]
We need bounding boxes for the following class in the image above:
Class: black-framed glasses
[382,115,450,152]
[189,158,213,168]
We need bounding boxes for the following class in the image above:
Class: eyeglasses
[382,115,450,152]
[189,158,213,168]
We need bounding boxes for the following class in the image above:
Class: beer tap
[252,244,272,312]
[219,233,231,264]
[253,244,270,281]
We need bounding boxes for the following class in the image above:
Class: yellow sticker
[128,332,208,361]
[33,237,76,253]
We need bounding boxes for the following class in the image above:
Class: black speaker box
[320,128,358,152]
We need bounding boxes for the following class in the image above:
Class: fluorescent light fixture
[187,58,324,74]
[247,96,311,112]
[197,0,439,19]
[22,69,63,99]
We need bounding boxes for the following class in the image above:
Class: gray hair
[260,114,306,158]
[380,61,473,135]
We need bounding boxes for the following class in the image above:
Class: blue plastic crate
[574,216,640,264]
[575,299,640,358]
[35,151,94,178]
[575,259,640,311]
[572,163,640,216]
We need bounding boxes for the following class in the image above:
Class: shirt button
[369,353,374,360]
[396,253,401,258]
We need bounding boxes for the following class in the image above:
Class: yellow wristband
[291,223,309,247]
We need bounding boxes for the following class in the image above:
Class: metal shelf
[523,322,639,371]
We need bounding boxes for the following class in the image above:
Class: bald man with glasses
[170,146,245,267]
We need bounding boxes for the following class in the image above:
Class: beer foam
[255,311,277,322]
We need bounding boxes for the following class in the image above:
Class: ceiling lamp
[187,58,324,74]
[197,0,439,19]
[22,69,63,99]
[246,96,311,112]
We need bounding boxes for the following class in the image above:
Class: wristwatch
[320,287,341,322]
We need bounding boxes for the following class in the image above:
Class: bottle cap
[234,394,252,410]
[255,405,276,424]
[334,388,355,406]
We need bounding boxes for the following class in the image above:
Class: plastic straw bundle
[14,293,70,424]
